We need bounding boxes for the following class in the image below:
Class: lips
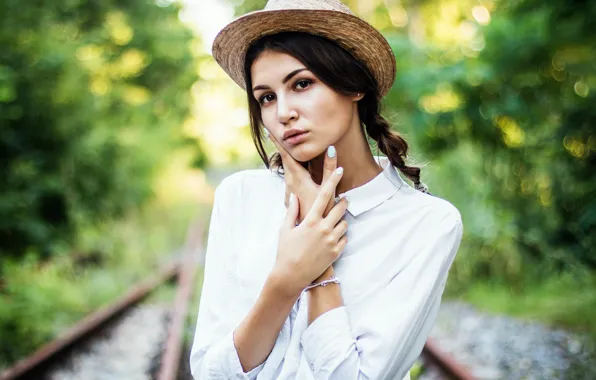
[282,128,308,141]
[284,131,309,145]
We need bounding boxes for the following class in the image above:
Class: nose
[276,94,297,125]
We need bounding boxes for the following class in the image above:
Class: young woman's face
[251,51,359,162]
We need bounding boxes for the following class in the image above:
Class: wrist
[313,266,335,284]
[267,266,303,300]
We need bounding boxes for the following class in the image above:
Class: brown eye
[295,79,313,90]
[259,93,275,105]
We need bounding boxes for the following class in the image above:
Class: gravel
[418,301,596,380]
[47,305,170,380]
[42,300,595,380]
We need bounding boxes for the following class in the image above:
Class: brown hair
[243,32,423,188]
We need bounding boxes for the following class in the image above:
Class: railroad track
[0,215,475,380]
[420,338,476,380]
[0,218,205,380]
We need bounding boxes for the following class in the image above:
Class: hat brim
[212,9,396,97]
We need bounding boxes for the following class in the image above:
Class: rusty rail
[0,261,180,380]
[157,218,205,380]
[422,338,476,380]
[1,214,475,380]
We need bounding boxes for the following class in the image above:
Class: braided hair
[359,96,430,194]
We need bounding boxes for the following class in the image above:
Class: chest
[226,204,427,310]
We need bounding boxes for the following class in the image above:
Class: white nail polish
[327,145,336,158]
[335,167,343,175]
[335,194,348,206]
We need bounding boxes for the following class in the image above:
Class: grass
[450,271,596,338]
[446,270,596,378]
[0,197,207,370]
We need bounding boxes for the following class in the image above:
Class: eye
[259,93,275,105]
[295,79,313,90]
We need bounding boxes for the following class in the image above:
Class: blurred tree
[228,0,595,274]
[0,0,201,260]
[391,0,596,270]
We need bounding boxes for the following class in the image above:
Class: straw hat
[212,0,397,96]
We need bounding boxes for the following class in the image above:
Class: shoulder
[393,190,464,266]
[399,186,463,232]
[214,167,283,205]
[424,193,461,226]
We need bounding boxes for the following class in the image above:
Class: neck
[309,122,382,195]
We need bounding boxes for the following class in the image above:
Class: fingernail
[335,167,343,175]
[335,194,348,204]
[289,193,296,205]
[263,128,270,138]
[327,145,336,158]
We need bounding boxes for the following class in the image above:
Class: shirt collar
[338,156,407,217]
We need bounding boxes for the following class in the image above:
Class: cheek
[260,110,277,134]
[310,96,353,137]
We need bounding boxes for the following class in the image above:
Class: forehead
[250,51,306,85]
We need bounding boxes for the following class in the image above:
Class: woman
[190,1,463,379]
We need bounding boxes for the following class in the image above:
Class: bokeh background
[1,0,594,376]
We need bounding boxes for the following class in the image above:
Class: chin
[289,143,326,163]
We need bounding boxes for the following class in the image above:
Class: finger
[269,132,306,174]
[305,167,343,221]
[269,133,295,192]
[332,235,348,262]
[268,132,289,160]
[331,220,348,243]
[322,146,338,216]
[322,146,337,184]
[324,197,349,227]
[284,187,291,208]
[283,193,299,229]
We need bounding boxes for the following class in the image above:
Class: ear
[353,92,364,102]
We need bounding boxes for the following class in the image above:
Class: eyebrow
[252,68,308,93]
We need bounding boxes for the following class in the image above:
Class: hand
[268,134,338,222]
[273,168,349,297]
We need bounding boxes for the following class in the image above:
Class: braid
[360,99,430,194]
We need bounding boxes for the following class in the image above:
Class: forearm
[308,266,344,325]
[233,271,300,372]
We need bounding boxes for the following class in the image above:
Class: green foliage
[230,0,596,339]
[385,0,596,273]
[0,255,127,365]
[0,0,203,367]
[460,270,596,336]
[0,0,200,260]
[0,198,198,368]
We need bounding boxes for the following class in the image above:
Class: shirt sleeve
[300,210,463,380]
[189,182,266,380]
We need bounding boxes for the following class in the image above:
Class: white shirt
[190,157,463,380]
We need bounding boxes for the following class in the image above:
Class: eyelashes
[294,79,313,90]
[259,93,274,106]
[258,79,314,106]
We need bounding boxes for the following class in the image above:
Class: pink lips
[282,127,307,140]
[284,131,309,145]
